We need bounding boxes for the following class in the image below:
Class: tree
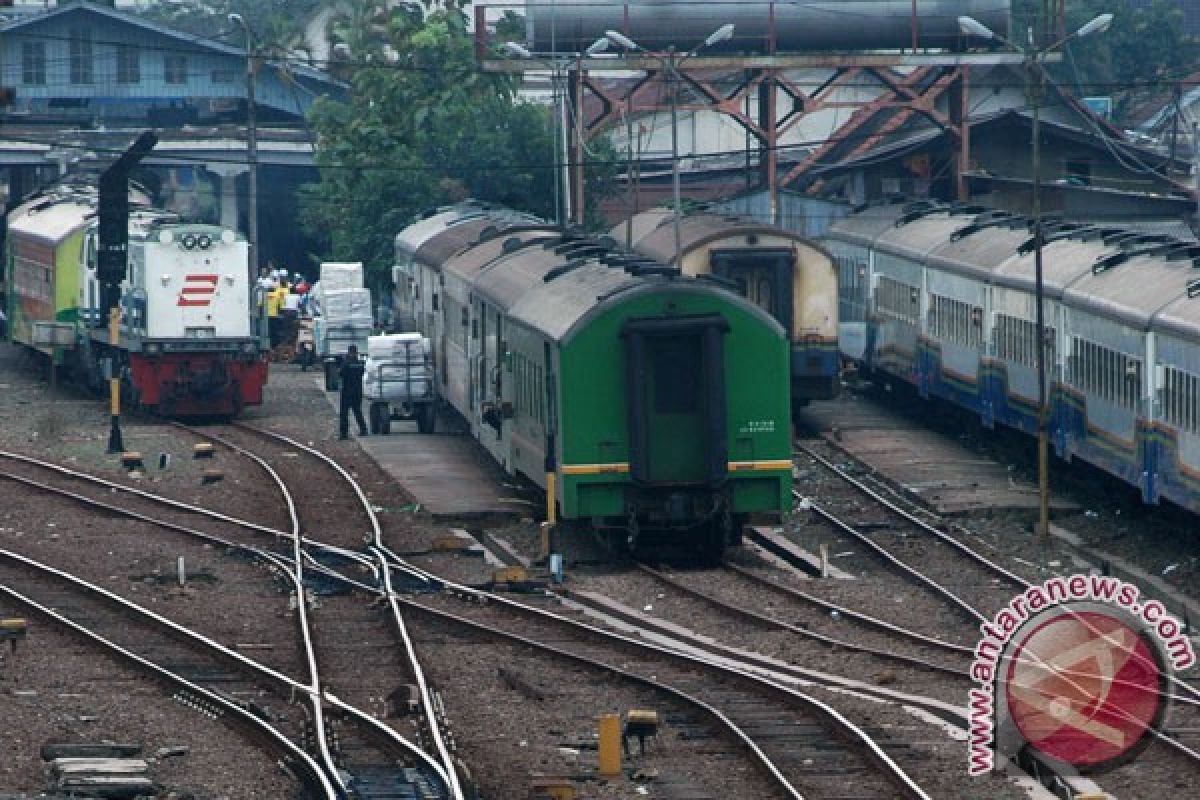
[1055,1,1197,122]
[299,4,617,291]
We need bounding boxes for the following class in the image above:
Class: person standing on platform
[266,282,285,347]
[338,344,368,440]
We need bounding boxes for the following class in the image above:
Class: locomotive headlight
[220,230,236,244]
[197,234,213,250]
[181,233,198,250]
[158,230,174,244]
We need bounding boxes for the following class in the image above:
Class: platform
[311,373,528,519]
[357,426,530,519]
[799,390,1080,516]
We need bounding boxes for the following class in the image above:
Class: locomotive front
[116,221,267,416]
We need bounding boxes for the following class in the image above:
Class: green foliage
[300,4,617,291]
[1057,2,1198,121]
[139,0,324,58]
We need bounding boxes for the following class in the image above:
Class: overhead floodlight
[504,41,533,59]
[703,23,735,48]
[605,30,640,51]
[957,16,996,40]
[1075,13,1113,39]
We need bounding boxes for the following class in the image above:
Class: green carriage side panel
[54,229,84,325]
[556,284,792,520]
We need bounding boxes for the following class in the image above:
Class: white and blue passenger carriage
[825,200,1200,514]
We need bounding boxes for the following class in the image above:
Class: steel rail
[0,579,339,800]
[797,442,1200,705]
[369,543,930,800]
[0,549,338,798]
[633,563,970,677]
[799,486,990,624]
[0,464,453,789]
[231,423,465,800]
[797,441,1030,586]
[723,557,976,655]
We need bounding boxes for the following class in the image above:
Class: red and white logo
[177,274,219,307]
[1003,609,1166,769]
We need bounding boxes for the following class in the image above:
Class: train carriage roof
[1153,282,1200,341]
[7,195,94,246]
[1063,248,1198,330]
[442,226,559,285]
[925,217,1033,280]
[824,203,907,246]
[397,204,545,269]
[992,236,1116,299]
[413,217,497,268]
[616,208,822,263]
[874,211,973,266]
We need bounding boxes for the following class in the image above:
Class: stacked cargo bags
[312,262,372,358]
[363,333,432,402]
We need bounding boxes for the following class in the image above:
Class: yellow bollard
[545,471,557,525]
[597,714,621,776]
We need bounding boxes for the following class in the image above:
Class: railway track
[376,554,930,800]
[0,548,335,798]
[0,434,460,799]
[794,435,1200,779]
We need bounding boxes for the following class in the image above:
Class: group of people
[257,263,311,348]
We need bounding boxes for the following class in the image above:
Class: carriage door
[623,315,729,486]
[710,248,794,335]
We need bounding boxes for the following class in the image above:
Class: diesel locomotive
[393,205,793,556]
[4,182,268,417]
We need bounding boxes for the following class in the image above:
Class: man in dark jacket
[338,345,368,440]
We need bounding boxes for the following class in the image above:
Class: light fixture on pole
[605,25,735,265]
[957,12,1112,552]
[229,12,258,279]
[505,37,609,226]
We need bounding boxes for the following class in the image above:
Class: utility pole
[229,13,259,279]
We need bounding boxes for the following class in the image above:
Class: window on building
[21,41,46,85]
[69,29,94,85]
[117,44,140,84]
[164,54,187,85]
[211,68,237,84]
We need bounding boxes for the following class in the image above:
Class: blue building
[0,0,343,126]
[0,0,347,274]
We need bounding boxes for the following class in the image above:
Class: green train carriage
[441,231,792,555]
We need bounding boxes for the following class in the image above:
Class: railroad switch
[201,468,224,485]
[0,618,27,654]
[119,452,143,469]
[193,442,215,459]
[529,776,576,800]
[622,709,659,756]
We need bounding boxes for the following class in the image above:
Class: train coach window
[1071,337,1142,409]
[928,294,982,348]
[875,276,920,325]
[1163,366,1200,432]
